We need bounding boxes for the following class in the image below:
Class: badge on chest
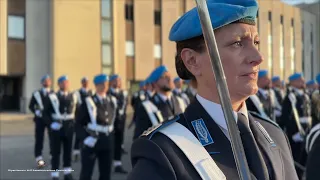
[191,118,214,146]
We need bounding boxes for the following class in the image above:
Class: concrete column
[24,0,51,112]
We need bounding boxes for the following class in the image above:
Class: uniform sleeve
[133,105,152,139]
[75,103,90,141]
[28,92,36,114]
[279,97,292,130]
[128,138,176,180]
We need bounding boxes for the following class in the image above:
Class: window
[126,41,135,57]
[101,0,113,74]
[102,44,112,66]
[102,67,113,75]
[101,0,111,18]
[154,44,162,59]
[154,11,161,25]
[302,21,305,74]
[8,15,25,39]
[280,15,284,78]
[101,20,112,42]
[125,4,134,21]
[290,18,295,72]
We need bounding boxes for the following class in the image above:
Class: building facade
[0,0,318,112]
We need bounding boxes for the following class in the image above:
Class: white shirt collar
[42,88,50,93]
[196,94,249,139]
[96,94,106,102]
[158,93,172,102]
[258,88,269,97]
[81,88,87,93]
[292,87,304,95]
[59,90,68,96]
[147,90,154,97]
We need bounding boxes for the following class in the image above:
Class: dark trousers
[80,134,114,180]
[114,121,125,161]
[34,118,51,158]
[73,132,80,151]
[50,122,74,170]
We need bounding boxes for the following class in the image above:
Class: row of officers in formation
[28,1,320,179]
[29,74,129,180]
[28,66,320,180]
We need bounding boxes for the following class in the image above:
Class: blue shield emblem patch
[191,119,214,146]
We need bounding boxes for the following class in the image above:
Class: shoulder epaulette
[249,111,280,129]
[141,115,181,139]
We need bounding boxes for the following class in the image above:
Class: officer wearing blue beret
[73,77,94,162]
[28,74,54,168]
[46,75,76,180]
[132,65,186,140]
[107,74,129,174]
[279,72,311,178]
[76,74,117,180]
[128,0,298,180]
[173,77,190,106]
[306,80,318,98]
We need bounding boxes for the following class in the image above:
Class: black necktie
[237,113,269,180]
[166,98,174,113]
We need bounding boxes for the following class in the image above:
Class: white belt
[300,116,312,124]
[87,123,113,135]
[52,114,75,120]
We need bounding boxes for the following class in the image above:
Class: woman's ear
[180,48,202,77]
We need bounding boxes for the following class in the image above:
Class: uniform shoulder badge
[191,118,214,146]
[141,115,181,138]
[249,111,280,129]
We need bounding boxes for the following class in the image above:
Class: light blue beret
[110,74,119,81]
[58,75,68,84]
[316,73,320,84]
[174,77,181,83]
[272,76,280,82]
[81,77,88,83]
[306,80,316,86]
[94,74,109,85]
[139,81,146,87]
[40,74,50,83]
[148,65,168,83]
[258,70,268,79]
[289,73,303,82]
[169,0,258,41]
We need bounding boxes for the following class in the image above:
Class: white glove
[119,109,124,115]
[84,136,97,148]
[50,122,62,131]
[292,132,304,143]
[35,110,42,117]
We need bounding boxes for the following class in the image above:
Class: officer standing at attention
[46,75,76,180]
[107,74,128,174]
[306,80,318,98]
[128,0,298,179]
[132,65,186,139]
[77,74,117,180]
[279,73,311,178]
[272,76,285,104]
[246,70,276,120]
[73,77,94,162]
[173,77,190,106]
[28,74,53,167]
